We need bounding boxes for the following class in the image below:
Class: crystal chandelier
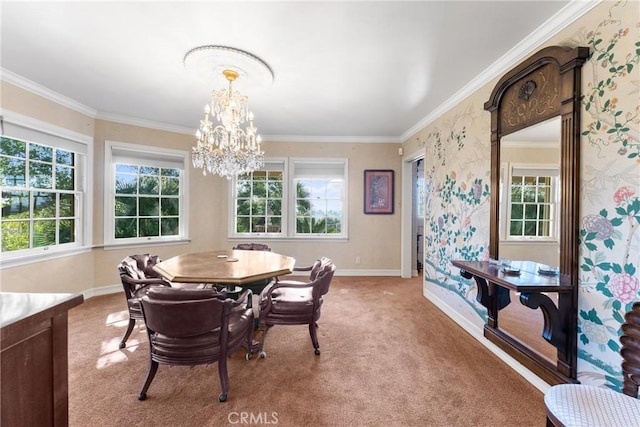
[192,69,264,179]
[184,45,273,180]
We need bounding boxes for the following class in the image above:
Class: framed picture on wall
[364,170,394,214]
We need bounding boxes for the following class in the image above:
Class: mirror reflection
[498,116,561,361]
[499,116,561,268]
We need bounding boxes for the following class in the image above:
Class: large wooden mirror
[484,46,589,383]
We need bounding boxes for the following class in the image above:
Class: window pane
[267,217,281,232]
[161,168,180,177]
[161,218,179,236]
[251,199,266,215]
[1,220,29,251]
[115,218,137,238]
[29,144,53,162]
[267,181,282,198]
[140,218,159,237]
[56,149,74,166]
[161,177,179,195]
[56,165,74,190]
[236,199,251,215]
[524,220,537,236]
[524,205,537,219]
[511,204,524,219]
[161,198,179,216]
[139,166,159,175]
[33,192,56,218]
[267,199,281,216]
[237,216,250,233]
[115,173,137,194]
[116,164,138,173]
[2,190,29,217]
[0,157,26,187]
[59,219,75,244]
[139,197,159,216]
[33,219,56,247]
[252,217,266,232]
[0,138,26,157]
[510,221,522,236]
[326,181,342,198]
[253,181,266,197]
[327,200,342,216]
[115,196,137,216]
[327,217,341,233]
[310,200,326,216]
[139,176,159,195]
[59,193,75,217]
[236,180,251,197]
[29,161,53,189]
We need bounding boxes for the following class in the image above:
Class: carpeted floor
[68,276,545,426]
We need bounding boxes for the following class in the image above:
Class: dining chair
[255,257,335,358]
[137,286,254,402]
[117,254,171,349]
[232,243,274,295]
[544,301,640,426]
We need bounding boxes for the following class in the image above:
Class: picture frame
[364,170,394,214]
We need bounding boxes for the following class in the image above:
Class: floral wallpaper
[417,0,639,390]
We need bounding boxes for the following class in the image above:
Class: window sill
[0,246,93,269]
[100,238,191,251]
[229,236,348,243]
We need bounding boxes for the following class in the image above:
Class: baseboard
[334,269,401,276]
[422,286,551,394]
[83,284,120,300]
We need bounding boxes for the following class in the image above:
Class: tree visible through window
[1,137,78,252]
[235,170,283,233]
[114,164,181,239]
[295,179,342,234]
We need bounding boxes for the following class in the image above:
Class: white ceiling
[1,1,581,142]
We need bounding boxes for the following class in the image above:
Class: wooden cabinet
[1,292,83,426]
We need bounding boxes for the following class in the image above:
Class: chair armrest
[293,265,313,272]
[231,289,253,309]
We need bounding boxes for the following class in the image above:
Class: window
[235,162,284,234]
[504,165,559,240]
[0,113,91,265]
[231,158,347,239]
[293,161,344,235]
[104,141,189,246]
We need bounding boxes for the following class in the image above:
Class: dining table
[152,249,295,286]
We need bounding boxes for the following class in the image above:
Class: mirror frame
[484,46,589,381]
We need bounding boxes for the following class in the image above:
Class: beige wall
[1,83,402,293]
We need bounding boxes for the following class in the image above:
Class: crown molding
[1,67,98,118]
[400,0,602,142]
[94,111,195,135]
[2,0,601,143]
[261,134,401,144]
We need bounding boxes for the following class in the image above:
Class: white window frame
[0,110,93,268]
[229,157,348,240]
[500,162,559,243]
[104,140,189,247]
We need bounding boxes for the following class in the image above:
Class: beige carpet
[68,276,545,426]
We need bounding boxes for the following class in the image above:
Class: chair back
[312,258,335,299]
[141,287,229,338]
[621,301,640,397]
[233,243,271,251]
[118,254,166,296]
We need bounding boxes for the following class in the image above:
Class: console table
[1,292,84,426]
[451,260,576,384]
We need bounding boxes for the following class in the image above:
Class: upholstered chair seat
[545,301,640,427]
[544,384,640,427]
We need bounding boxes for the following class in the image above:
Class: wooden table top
[451,260,572,292]
[153,250,296,285]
